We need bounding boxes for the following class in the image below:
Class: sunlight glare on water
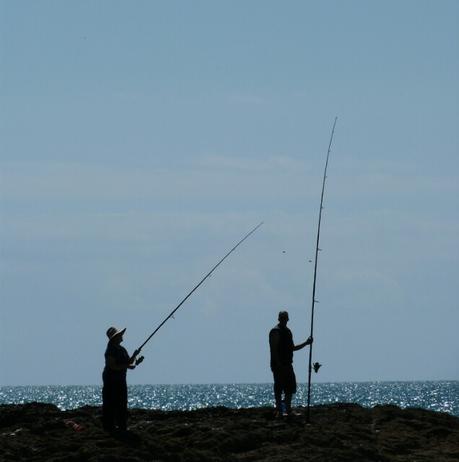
[0,381,457,416]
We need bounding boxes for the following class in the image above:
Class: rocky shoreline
[1,402,458,461]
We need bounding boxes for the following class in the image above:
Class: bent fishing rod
[306,117,338,423]
[136,221,264,353]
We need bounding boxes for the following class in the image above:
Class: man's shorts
[272,364,297,394]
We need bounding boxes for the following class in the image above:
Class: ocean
[1,381,458,416]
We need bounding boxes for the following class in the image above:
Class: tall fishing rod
[306,117,338,423]
[136,221,264,352]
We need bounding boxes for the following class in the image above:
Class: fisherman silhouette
[102,327,143,433]
[269,311,312,417]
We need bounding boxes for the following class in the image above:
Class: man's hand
[293,336,313,351]
[133,348,141,357]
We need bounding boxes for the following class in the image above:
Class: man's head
[106,326,126,344]
[278,310,289,326]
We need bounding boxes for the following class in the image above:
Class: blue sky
[1,1,458,385]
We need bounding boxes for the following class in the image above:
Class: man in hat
[102,326,142,433]
[269,310,312,416]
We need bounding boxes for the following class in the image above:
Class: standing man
[269,310,312,417]
[102,326,143,433]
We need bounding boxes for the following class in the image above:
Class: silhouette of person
[269,311,312,416]
[102,327,141,432]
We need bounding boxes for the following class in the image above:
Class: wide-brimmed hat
[106,326,126,340]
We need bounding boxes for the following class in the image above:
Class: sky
[0,0,458,386]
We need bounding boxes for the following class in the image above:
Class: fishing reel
[312,362,322,373]
[135,356,145,366]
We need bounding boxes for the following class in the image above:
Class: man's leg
[284,365,297,415]
[102,383,115,432]
[273,370,283,413]
[119,382,128,431]
[284,393,292,415]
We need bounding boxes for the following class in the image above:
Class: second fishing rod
[306,117,338,423]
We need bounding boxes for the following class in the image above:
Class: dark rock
[0,403,458,461]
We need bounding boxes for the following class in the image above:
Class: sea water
[0,381,457,416]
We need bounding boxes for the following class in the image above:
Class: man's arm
[106,356,129,371]
[127,349,141,369]
[269,330,281,367]
[107,349,141,371]
[293,336,313,351]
